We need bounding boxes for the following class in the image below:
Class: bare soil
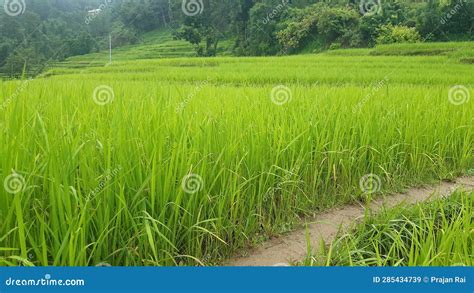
[224,177,474,266]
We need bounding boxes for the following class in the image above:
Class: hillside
[53,30,233,72]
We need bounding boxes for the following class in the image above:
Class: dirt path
[224,176,474,267]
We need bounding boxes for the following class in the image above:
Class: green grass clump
[307,191,474,266]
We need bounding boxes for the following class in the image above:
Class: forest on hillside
[0,0,472,76]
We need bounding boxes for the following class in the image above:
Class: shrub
[376,24,421,44]
[277,4,361,53]
[329,43,342,50]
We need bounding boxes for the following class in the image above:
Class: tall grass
[0,45,473,266]
[306,191,474,266]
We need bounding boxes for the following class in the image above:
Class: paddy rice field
[0,42,473,266]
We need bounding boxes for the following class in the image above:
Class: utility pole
[109,34,112,64]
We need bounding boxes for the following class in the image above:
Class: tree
[277,3,361,53]
[317,6,361,48]
[358,0,410,46]
[243,0,289,56]
[232,0,255,56]
[416,0,442,40]
[175,0,236,56]
[276,5,320,54]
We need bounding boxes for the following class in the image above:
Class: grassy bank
[306,191,473,266]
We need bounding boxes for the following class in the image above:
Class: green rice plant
[306,191,474,266]
[0,43,473,266]
[50,52,474,87]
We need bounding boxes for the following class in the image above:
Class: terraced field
[53,30,233,72]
